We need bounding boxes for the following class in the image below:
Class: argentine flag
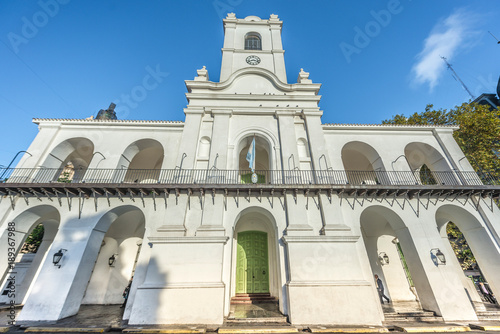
[246,137,256,172]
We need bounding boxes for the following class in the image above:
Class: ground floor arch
[82,206,146,305]
[360,208,418,305]
[0,205,60,305]
[359,205,441,314]
[436,205,500,307]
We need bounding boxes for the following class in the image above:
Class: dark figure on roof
[95,103,118,120]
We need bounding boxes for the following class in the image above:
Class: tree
[446,222,476,271]
[384,102,499,277]
[383,102,500,178]
[21,224,44,253]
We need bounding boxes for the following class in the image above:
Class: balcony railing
[0,167,498,187]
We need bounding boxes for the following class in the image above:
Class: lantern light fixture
[53,249,67,268]
[431,248,446,265]
[108,254,118,267]
[378,252,390,265]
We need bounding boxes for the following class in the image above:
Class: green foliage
[57,171,72,183]
[446,222,476,270]
[21,224,44,253]
[419,164,437,185]
[383,102,500,178]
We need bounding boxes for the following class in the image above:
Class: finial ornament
[195,66,209,81]
[298,68,312,84]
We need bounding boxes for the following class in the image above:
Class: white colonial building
[0,13,499,326]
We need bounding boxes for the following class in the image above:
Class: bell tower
[219,13,287,83]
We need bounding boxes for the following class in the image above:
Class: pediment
[222,73,284,95]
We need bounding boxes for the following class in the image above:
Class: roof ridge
[32,118,184,124]
[323,123,456,128]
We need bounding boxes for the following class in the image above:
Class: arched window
[245,33,261,50]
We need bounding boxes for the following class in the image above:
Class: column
[396,210,477,321]
[17,213,106,322]
[276,110,314,236]
[128,235,229,325]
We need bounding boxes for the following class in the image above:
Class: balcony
[0,167,498,199]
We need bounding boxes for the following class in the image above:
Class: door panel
[236,231,269,294]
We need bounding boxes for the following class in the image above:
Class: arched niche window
[198,137,211,158]
[245,33,262,50]
[297,138,310,159]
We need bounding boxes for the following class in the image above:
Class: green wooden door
[236,231,269,294]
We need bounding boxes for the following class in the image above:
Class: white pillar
[17,214,106,322]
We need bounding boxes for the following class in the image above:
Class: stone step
[231,294,277,304]
[235,293,271,297]
[478,314,500,320]
[384,311,443,323]
[225,316,289,324]
[384,316,444,322]
[230,299,278,304]
[384,311,436,318]
[477,311,500,316]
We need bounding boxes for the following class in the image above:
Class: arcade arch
[82,206,145,305]
[405,142,457,185]
[114,139,164,183]
[436,205,500,304]
[0,205,60,305]
[341,141,386,185]
[360,206,440,313]
[35,138,94,183]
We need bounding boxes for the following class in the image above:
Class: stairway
[477,310,500,321]
[231,293,277,304]
[384,310,444,323]
[227,296,288,324]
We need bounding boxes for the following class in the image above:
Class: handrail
[0,167,498,187]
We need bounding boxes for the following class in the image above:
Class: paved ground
[0,303,499,333]
[229,303,284,319]
[0,305,124,329]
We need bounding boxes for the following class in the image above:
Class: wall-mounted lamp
[431,248,446,265]
[53,249,67,268]
[108,254,118,267]
[378,252,390,265]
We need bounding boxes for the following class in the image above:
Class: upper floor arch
[113,139,164,183]
[41,137,94,170]
[404,142,451,172]
[233,127,278,172]
[404,142,455,185]
[341,141,386,185]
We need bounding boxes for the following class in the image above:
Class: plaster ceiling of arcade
[105,210,145,239]
[342,149,374,171]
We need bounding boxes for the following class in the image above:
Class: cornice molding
[185,67,321,94]
[323,124,458,131]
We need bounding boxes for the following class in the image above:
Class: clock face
[246,55,261,65]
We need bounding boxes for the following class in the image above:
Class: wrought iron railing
[0,167,498,187]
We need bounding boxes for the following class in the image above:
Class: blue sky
[0,0,499,166]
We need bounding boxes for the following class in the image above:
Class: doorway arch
[232,207,281,301]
